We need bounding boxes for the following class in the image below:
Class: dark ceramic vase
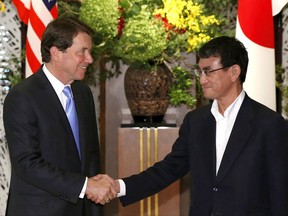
[124,63,173,123]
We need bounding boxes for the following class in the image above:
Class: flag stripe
[12,0,58,77]
[12,0,30,25]
[26,39,41,73]
[25,59,33,78]
[29,6,46,39]
[26,19,42,62]
[32,0,55,25]
[50,5,58,19]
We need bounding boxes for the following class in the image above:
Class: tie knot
[63,86,73,99]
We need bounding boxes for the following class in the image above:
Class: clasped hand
[85,174,120,205]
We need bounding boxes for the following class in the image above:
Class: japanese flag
[236,0,288,110]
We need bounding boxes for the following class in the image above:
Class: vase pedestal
[118,127,180,216]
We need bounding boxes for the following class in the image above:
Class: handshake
[85,174,120,205]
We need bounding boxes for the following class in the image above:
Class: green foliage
[3,50,25,89]
[7,55,23,87]
[79,0,119,39]
[195,0,237,11]
[194,0,237,37]
[169,66,197,108]
[120,0,163,13]
[276,64,288,115]
[112,7,168,63]
[57,1,80,17]
[165,32,189,60]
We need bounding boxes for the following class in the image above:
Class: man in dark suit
[3,17,117,216]
[107,36,288,215]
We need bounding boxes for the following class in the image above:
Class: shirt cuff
[117,179,126,197]
[79,177,88,199]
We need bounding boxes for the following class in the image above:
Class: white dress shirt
[43,64,67,109]
[211,90,245,174]
[43,64,87,198]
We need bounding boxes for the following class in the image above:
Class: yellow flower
[0,0,5,12]
[154,0,220,52]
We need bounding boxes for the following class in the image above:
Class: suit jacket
[3,68,102,216]
[120,95,288,216]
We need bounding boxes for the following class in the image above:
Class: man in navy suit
[107,36,288,215]
[3,17,117,216]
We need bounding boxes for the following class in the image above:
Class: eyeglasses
[192,66,229,77]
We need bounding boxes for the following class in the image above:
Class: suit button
[213,187,218,192]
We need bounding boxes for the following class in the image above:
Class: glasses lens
[191,66,201,77]
[191,69,199,77]
[191,68,208,77]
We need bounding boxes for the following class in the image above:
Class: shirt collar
[211,90,246,121]
[43,64,68,95]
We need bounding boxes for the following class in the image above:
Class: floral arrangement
[78,0,221,107]
[80,0,219,64]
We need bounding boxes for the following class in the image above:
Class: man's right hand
[85,174,118,205]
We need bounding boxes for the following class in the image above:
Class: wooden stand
[118,127,180,216]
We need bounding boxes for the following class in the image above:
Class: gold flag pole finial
[0,0,5,12]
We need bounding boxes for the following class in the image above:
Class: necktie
[63,86,81,158]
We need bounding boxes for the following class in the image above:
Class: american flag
[12,0,58,77]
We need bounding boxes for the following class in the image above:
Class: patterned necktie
[63,86,81,158]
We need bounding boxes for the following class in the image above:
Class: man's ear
[230,65,241,82]
[50,46,60,61]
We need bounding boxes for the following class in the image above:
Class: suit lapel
[198,110,217,179]
[36,70,82,161]
[216,96,254,183]
[71,82,86,163]
[35,70,69,125]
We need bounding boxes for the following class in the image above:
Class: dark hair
[41,16,94,63]
[198,36,249,83]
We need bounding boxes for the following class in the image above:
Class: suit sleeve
[265,115,288,215]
